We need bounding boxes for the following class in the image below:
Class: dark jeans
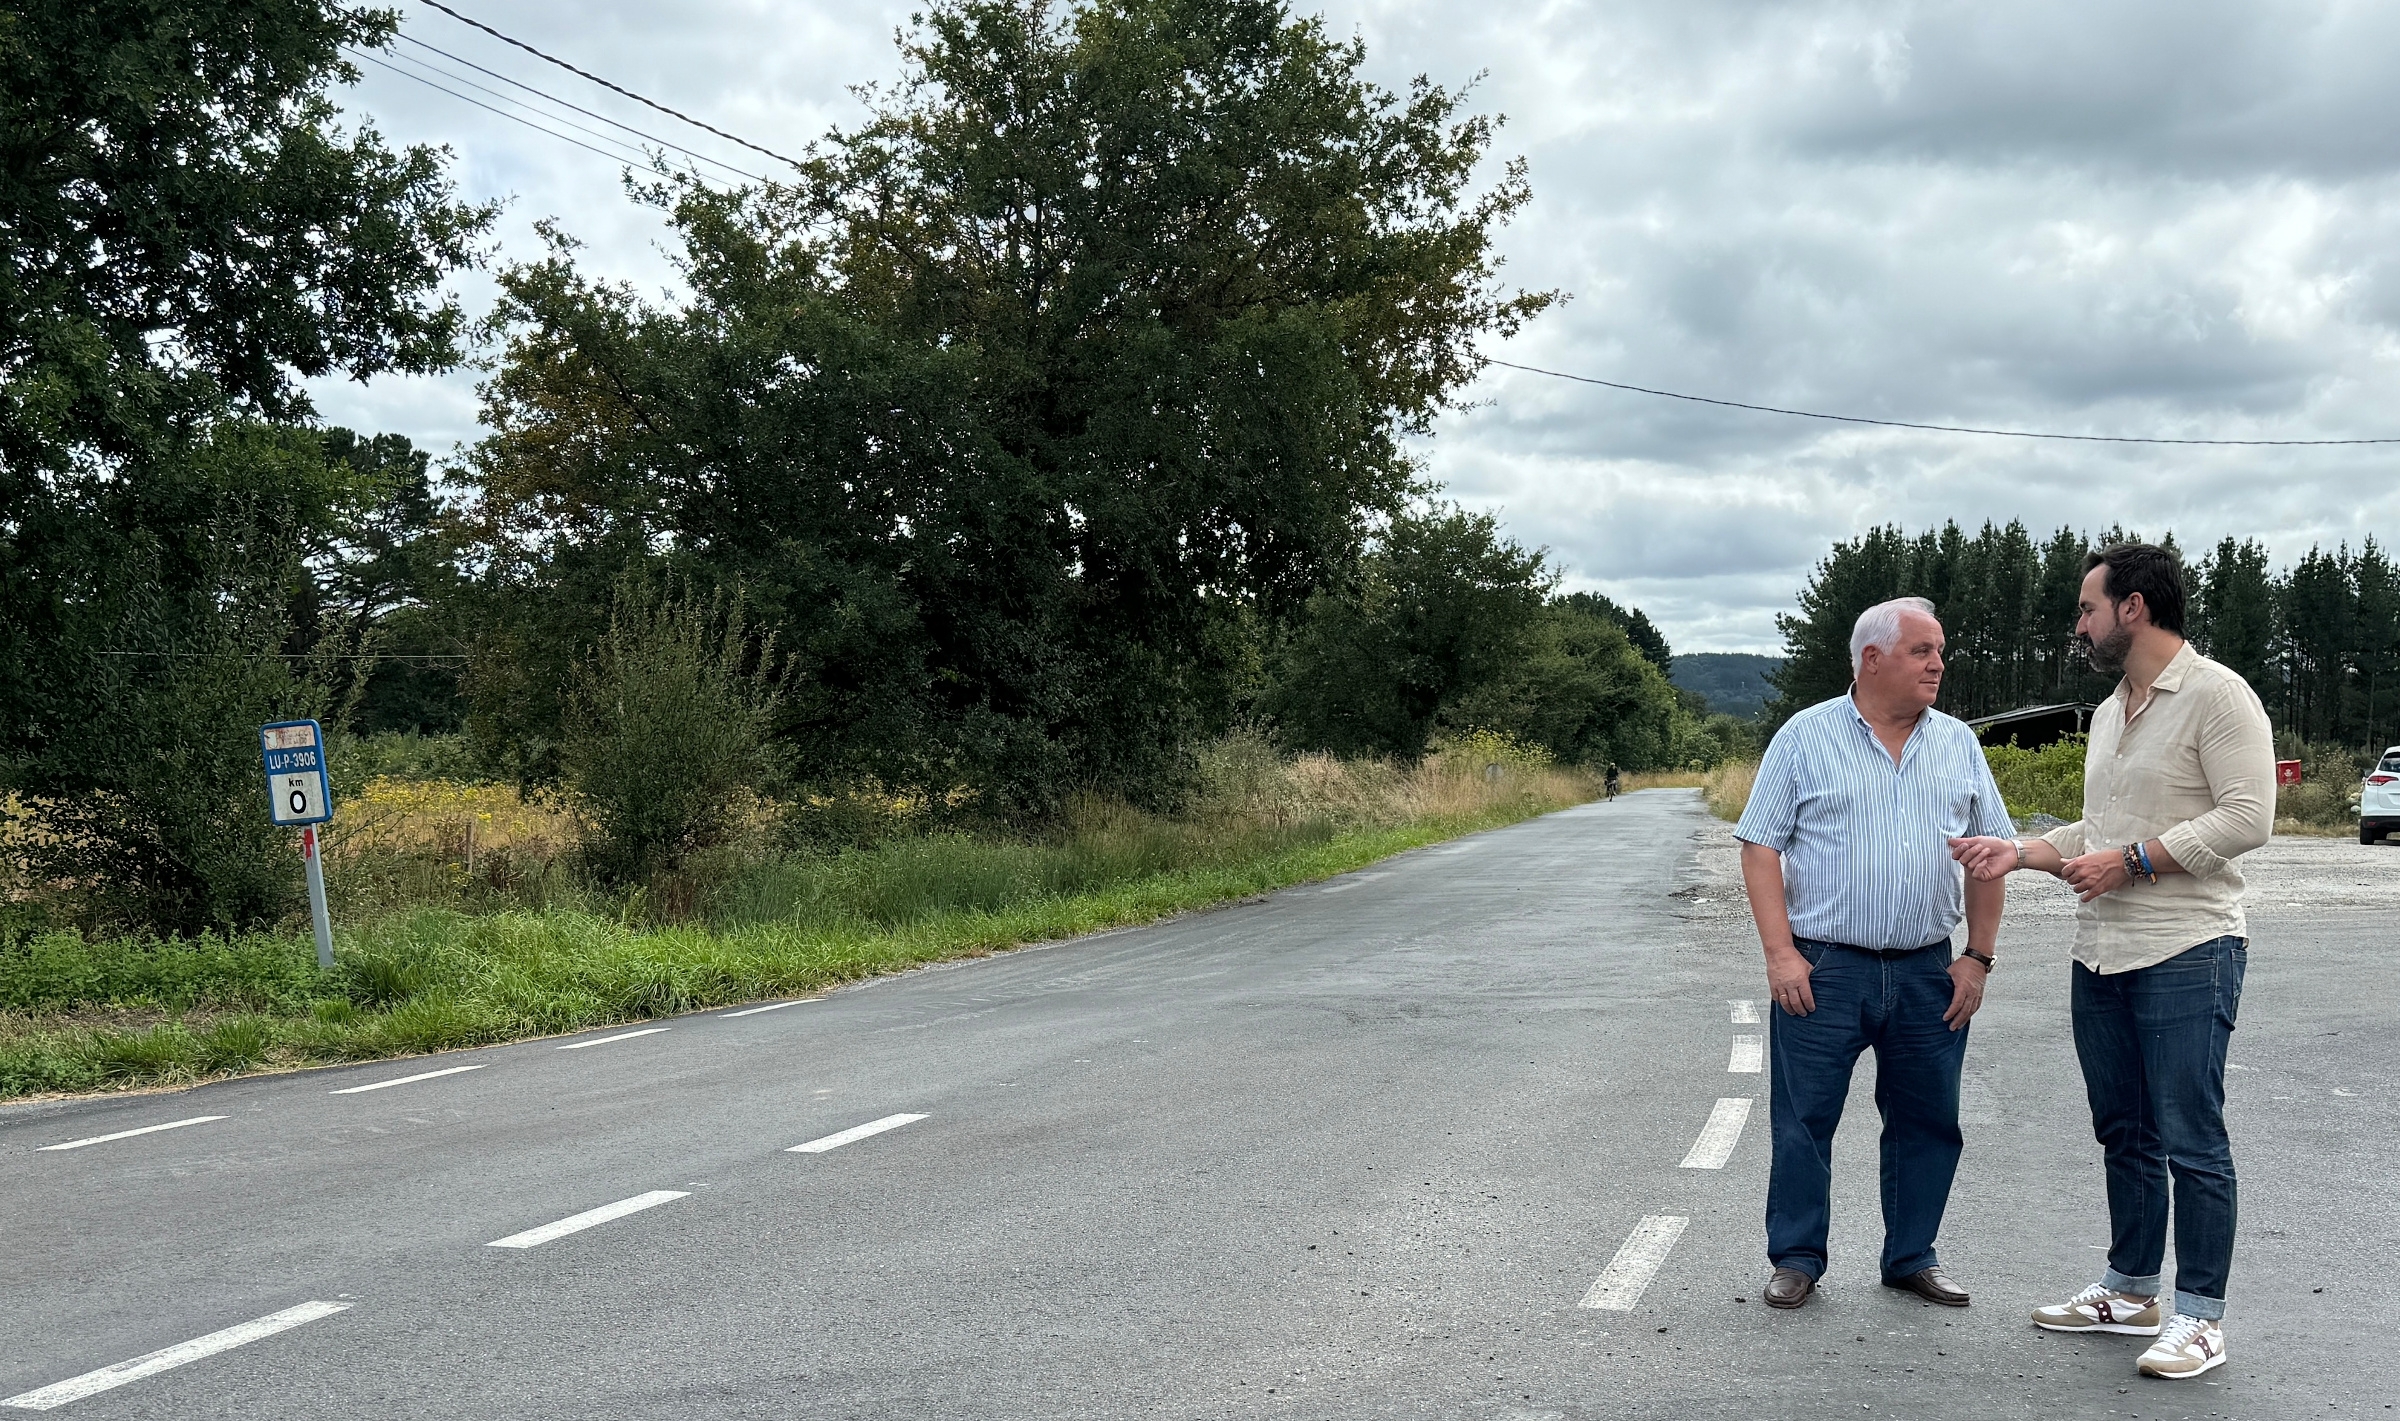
[2072,935,2246,1321]
[1767,938,1967,1281]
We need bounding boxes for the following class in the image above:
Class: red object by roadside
[2275,759,2303,786]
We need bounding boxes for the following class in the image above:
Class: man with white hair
[1735,596,2014,1311]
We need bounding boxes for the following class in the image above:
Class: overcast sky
[316,0,2400,653]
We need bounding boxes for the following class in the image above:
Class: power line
[365,49,663,168]
[351,50,665,174]
[362,46,755,186]
[1490,359,2400,447]
[413,0,806,171]
[395,33,765,184]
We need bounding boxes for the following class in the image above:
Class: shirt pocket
[1923,775,1982,837]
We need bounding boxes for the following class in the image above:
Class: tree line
[1769,520,2400,750]
[2,0,1729,936]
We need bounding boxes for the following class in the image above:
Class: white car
[2362,746,2400,845]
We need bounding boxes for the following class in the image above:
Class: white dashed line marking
[1,1300,350,1410]
[36,1116,226,1152]
[1318,872,1392,894]
[329,1064,487,1094]
[1680,1097,1754,1169]
[487,1190,689,1249]
[1728,1035,1763,1073]
[1579,1215,1689,1311]
[1729,999,1759,1024]
[787,1113,928,1153]
[720,999,821,1018]
[556,1027,669,1050]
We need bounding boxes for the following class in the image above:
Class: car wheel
[2364,824,2383,846]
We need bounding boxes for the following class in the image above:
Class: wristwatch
[1960,948,1996,972]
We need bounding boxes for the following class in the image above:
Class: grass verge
[1,791,1583,1103]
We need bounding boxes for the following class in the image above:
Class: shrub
[561,573,786,883]
[328,732,481,791]
[2275,743,2364,830]
[1983,735,2087,820]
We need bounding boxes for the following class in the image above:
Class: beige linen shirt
[2041,643,2275,973]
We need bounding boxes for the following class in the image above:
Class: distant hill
[1672,652,1783,720]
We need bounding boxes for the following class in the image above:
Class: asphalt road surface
[3,789,2392,1419]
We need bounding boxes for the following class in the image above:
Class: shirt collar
[1847,687,1929,735]
[2152,640,2197,693]
[2112,639,2198,703]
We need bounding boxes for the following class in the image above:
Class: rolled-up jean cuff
[2102,1267,2162,1296]
[2175,1289,2227,1321]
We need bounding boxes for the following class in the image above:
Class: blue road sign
[261,719,334,827]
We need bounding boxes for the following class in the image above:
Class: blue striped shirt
[1735,694,2015,951]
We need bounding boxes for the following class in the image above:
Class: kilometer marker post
[300,825,333,969]
[261,719,337,969]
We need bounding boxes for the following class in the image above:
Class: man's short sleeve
[1967,737,2017,840]
[1736,724,1802,851]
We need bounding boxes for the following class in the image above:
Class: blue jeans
[2072,935,2246,1321]
[1767,938,1968,1281]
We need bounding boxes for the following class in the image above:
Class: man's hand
[2059,848,2133,902]
[1948,835,2017,881]
[1942,957,1987,1029]
[1767,946,1816,1016]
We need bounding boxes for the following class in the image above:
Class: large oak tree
[462,0,1553,811]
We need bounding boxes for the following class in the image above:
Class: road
[2,789,2392,1419]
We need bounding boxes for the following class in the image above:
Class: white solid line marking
[1729,999,1759,1024]
[1,1300,350,1410]
[329,1064,487,1094]
[556,1027,670,1050]
[1680,1097,1754,1169]
[1728,1035,1764,1073]
[720,999,820,1018]
[487,1190,689,1249]
[36,1116,226,1152]
[1579,1215,1690,1311]
[786,1112,928,1153]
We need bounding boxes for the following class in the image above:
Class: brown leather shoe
[1763,1267,1816,1310]
[1883,1265,1970,1307]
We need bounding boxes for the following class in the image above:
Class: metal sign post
[261,720,337,969]
[300,826,333,970]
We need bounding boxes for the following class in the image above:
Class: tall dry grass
[1191,728,1589,830]
[309,729,1595,926]
[319,777,586,918]
[1617,760,1755,822]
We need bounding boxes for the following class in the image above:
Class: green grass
[0,794,1579,1101]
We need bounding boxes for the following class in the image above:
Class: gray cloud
[308,0,2400,653]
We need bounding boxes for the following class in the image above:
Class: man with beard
[1951,543,2273,1382]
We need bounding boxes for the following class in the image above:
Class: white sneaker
[2138,1314,2227,1379]
[2030,1282,2162,1335]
